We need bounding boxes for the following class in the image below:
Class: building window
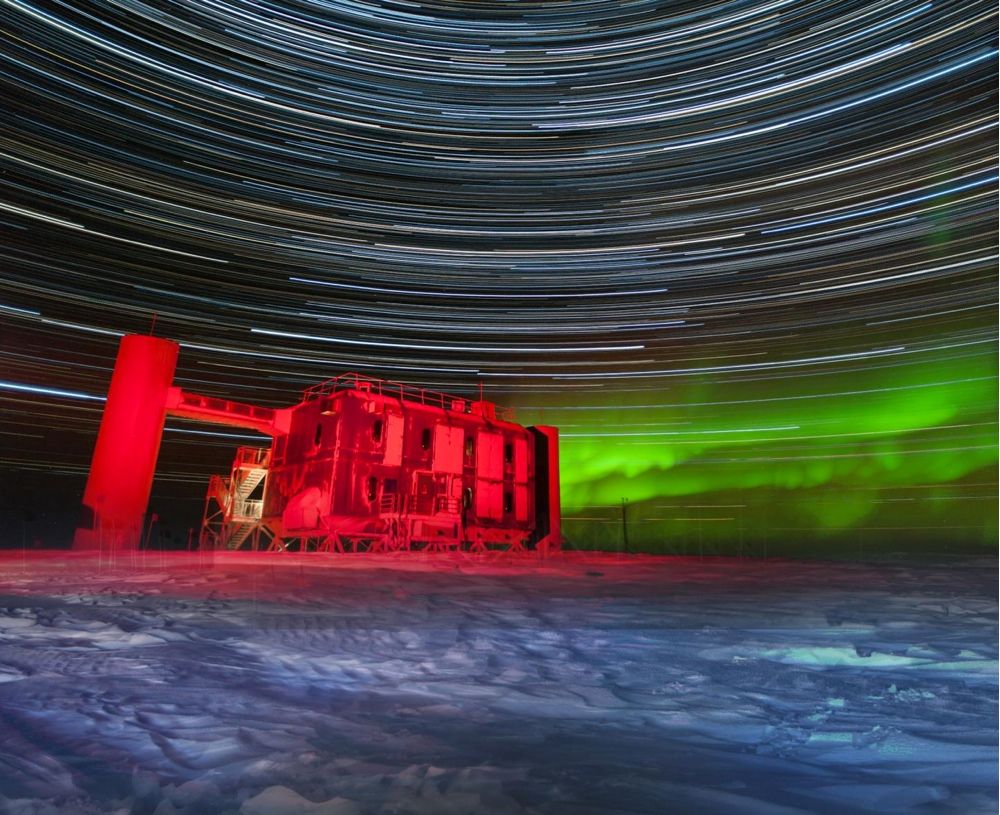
[314,423,323,447]
[462,487,473,509]
[372,419,383,442]
[503,491,513,513]
[420,427,432,451]
[366,477,378,502]
[504,443,513,463]
[465,436,474,457]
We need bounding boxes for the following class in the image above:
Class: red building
[203,374,560,553]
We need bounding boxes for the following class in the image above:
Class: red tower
[73,335,179,550]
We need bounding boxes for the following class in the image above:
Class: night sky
[0,0,996,552]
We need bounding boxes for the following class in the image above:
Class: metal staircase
[224,518,260,550]
[235,466,266,507]
[199,447,270,550]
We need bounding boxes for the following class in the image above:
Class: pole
[621,497,629,554]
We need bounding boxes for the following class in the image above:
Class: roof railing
[302,372,513,421]
[234,446,270,468]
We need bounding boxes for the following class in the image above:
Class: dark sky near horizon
[0,0,996,547]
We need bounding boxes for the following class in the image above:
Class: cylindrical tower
[73,334,179,550]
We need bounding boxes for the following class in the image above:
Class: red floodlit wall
[74,335,179,549]
[475,430,504,520]
[432,424,464,474]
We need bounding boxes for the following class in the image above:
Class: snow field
[0,551,995,814]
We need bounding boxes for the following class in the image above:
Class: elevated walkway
[166,387,288,435]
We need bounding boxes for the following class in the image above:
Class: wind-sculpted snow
[0,552,995,814]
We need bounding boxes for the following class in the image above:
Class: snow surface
[0,550,995,814]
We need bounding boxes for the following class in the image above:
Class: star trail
[0,0,996,551]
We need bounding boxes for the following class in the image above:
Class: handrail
[208,474,231,509]
[435,496,460,514]
[232,499,263,520]
[234,445,270,468]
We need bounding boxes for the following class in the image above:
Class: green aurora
[518,348,998,554]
